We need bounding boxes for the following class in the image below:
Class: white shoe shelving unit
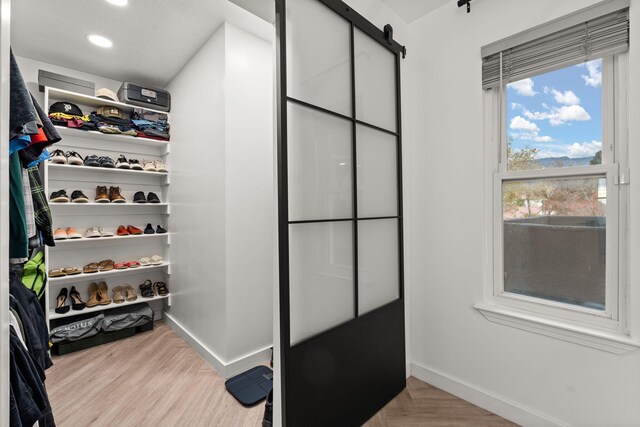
[43,86,172,325]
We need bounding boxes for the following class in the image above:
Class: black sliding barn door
[276,0,406,425]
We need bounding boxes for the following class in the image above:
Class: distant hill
[536,156,593,168]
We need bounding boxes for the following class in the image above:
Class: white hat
[95,88,119,102]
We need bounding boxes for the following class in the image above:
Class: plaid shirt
[27,166,55,246]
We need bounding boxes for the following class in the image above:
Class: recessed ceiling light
[105,0,128,5]
[88,34,113,48]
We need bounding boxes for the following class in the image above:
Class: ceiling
[11,0,449,88]
[380,0,451,23]
[11,0,229,88]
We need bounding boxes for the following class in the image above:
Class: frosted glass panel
[356,125,397,217]
[288,102,352,221]
[286,0,351,116]
[358,219,399,315]
[290,222,354,344]
[354,29,396,132]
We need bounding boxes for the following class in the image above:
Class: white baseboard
[163,313,271,379]
[410,362,568,427]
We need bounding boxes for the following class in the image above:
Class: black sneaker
[65,151,84,166]
[84,154,100,167]
[70,190,89,203]
[129,159,143,171]
[116,154,130,169]
[132,191,147,204]
[147,192,161,204]
[144,223,155,234]
[49,149,67,164]
[156,225,167,234]
[50,189,70,203]
[98,156,115,168]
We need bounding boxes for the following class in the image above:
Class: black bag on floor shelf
[50,313,104,343]
[102,304,153,332]
[225,365,273,406]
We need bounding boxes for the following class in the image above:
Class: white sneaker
[115,155,130,169]
[50,149,67,164]
[142,160,156,172]
[154,160,168,173]
[85,227,101,238]
[99,227,114,237]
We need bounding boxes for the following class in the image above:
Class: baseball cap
[95,88,118,102]
[97,106,124,119]
[49,101,84,116]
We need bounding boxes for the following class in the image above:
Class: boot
[109,186,126,203]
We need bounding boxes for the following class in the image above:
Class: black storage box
[51,322,153,356]
[118,82,171,112]
[38,70,95,95]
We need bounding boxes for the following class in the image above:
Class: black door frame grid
[276,0,407,425]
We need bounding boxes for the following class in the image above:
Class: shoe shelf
[48,164,169,187]
[48,87,169,116]
[48,163,169,178]
[48,263,170,285]
[44,86,172,331]
[52,232,170,247]
[54,126,169,149]
[50,202,169,208]
[49,293,170,320]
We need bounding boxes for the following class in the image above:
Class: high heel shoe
[55,288,70,314]
[69,286,86,311]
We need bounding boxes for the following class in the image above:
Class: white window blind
[482,3,629,89]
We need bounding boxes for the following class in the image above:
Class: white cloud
[551,89,580,105]
[580,60,602,87]
[568,140,602,157]
[511,102,523,110]
[508,78,537,96]
[535,140,602,159]
[511,132,554,143]
[510,116,540,132]
[543,86,550,94]
[550,105,591,126]
[513,103,590,126]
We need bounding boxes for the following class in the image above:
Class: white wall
[224,22,274,362]
[406,1,640,426]
[164,24,229,364]
[166,20,273,377]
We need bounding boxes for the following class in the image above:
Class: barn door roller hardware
[458,0,472,13]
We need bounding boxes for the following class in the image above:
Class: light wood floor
[364,377,516,427]
[46,322,265,427]
[47,322,514,427]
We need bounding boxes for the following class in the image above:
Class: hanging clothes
[28,166,55,246]
[9,151,28,260]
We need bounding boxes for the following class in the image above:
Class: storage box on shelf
[43,86,172,330]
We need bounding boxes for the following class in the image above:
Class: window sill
[474,302,640,354]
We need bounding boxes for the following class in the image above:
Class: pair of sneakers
[50,189,89,203]
[84,155,115,168]
[53,227,82,240]
[132,191,161,204]
[142,159,168,173]
[115,155,143,170]
[50,149,84,166]
[85,227,115,238]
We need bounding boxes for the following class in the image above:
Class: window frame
[476,52,637,352]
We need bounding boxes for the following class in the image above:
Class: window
[477,2,639,353]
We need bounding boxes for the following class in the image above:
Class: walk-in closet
[3,0,275,425]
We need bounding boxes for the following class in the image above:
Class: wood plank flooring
[46,322,265,427]
[47,322,514,427]
[364,376,516,427]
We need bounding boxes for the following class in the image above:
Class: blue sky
[507,59,602,159]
